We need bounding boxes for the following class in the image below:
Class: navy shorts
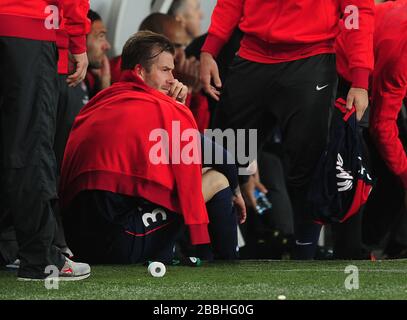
[64,191,185,264]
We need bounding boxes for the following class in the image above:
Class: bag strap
[335,97,356,122]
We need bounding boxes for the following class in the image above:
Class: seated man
[111,13,209,132]
[60,31,245,264]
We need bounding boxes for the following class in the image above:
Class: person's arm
[340,0,375,90]
[200,0,244,100]
[370,60,407,188]
[201,0,244,58]
[340,0,375,119]
[61,0,90,54]
[61,0,91,87]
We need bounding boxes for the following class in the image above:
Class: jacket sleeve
[201,0,244,57]
[60,0,90,54]
[370,57,407,188]
[339,0,375,89]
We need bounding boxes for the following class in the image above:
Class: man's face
[86,20,111,68]
[182,0,203,39]
[139,51,175,94]
[164,23,190,62]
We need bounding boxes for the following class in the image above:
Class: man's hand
[346,87,369,121]
[240,174,268,210]
[168,79,188,104]
[67,52,89,87]
[175,52,202,93]
[90,54,111,89]
[200,52,222,101]
[233,191,247,224]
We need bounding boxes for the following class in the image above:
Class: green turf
[1,260,407,300]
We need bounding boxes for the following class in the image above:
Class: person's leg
[268,54,338,259]
[0,38,65,278]
[332,211,364,259]
[362,129,405,249]
[52,75,88,257]
[198,187,238,260]
[212,56,283,149]
[198,170,238,260]
[64,191,133,264]
[258,150,294,236]
[54,75,88,171]
[64,191,185,264]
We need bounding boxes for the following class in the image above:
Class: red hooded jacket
[110,55,210,132]
[60,70,210,245]
[336,0,407,188]
[202,0,375,89]
[0,0,90,73]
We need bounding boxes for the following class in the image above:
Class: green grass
[1,260,407,300]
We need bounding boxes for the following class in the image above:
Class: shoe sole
[17,273,90,282]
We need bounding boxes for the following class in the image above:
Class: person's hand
[346,87,369,121]
[253,168,267,193]
[233,191,247,224]
[175,53,201,93]
[187,57,202,93]
[200,52,222,101]
[67,52,89,87]
[168,79,188,104]
[90,54,111,89]
[240,174,268,210]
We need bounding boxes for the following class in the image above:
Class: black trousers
[214,54,338,258]
[52,74,88,249]
[0,37,64,277]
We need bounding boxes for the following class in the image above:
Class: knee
[202,170,230,202]
[210,170,230,194]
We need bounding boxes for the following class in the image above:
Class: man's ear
[175,15,186,27]
[135,64,144,80]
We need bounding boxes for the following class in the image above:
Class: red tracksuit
[202,0,375,89]
[370,1,407,188]
[0,0,90,72]
[337,0,407,188]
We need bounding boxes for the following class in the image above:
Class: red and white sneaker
[59,257,91,281]
[17,257,90,281]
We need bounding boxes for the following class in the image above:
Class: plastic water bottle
[254,189,272,215]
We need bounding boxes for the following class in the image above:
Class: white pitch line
[249,269,407,273]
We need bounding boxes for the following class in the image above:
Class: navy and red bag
[307,98,374,224]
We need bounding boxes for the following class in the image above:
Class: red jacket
[337,0,407,187]
[0,0,90,72]
[60,70,210,245]
[369,0,407,188]
[202,0,374,89]
[185,93,210,133]
[110,55,122,84]
[110,56,210,132]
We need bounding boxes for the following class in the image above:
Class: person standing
[0,0,91,280]
[200,0,375,259]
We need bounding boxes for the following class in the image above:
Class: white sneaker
[59,257,91,281]
[17,257,90,281]
[6,259,20,270]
